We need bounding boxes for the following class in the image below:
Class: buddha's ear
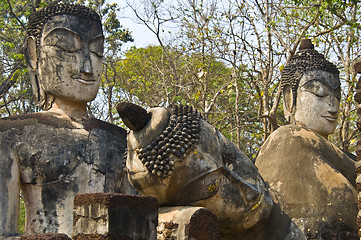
[24,36,37,70]
[24,36,44,106]
[283,85,295,123]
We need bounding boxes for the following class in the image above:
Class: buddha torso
[255,124,357,239]
[0,111,130,236]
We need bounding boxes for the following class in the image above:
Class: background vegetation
[1,0,360,159]
[1,0,361,233]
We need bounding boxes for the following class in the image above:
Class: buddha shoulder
[257,124,346,158]
[0,112,126,137]
[0,112,78,133]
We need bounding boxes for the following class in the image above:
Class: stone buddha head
[124,104,273,235]
[24,3,104,110]
[281,40,340,138]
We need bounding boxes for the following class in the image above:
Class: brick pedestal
[19,233,70,240]
[73,193,158,240]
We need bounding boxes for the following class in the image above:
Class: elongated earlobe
[283,85,295,123]
[25,36,37,70]
[24,36,46,107]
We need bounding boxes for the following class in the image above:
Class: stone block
[19,233,70,240]
[73,193,158,240]
[157,206,220,240]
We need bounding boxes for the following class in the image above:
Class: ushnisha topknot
[26,2,101,55]
[281,39,339,96]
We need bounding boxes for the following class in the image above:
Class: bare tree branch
[6,0,26,30]
[0,65,21,98]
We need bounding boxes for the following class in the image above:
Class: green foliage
[89,1,134,124]
[0,0,35,116]
[116,44,266,156]
[121,0,361,156]
[0,0,359,160]
[118,45,229,106]
[101,3,133,56]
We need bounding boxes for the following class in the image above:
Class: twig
[0,65,21,98]
[6,0,26,31]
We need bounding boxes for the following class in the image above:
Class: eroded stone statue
[255,40,358,239]
[118,103,273,239]
[0,3,131,237]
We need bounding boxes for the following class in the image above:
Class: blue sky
[115,2,159,49]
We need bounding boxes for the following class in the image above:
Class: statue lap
[255,124,357,239]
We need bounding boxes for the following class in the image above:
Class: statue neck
[48,97,89,122]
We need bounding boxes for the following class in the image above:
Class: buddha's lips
[243,193,265,213]
[74,78,96,85]
[322,115,338,122]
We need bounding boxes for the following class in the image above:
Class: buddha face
[36,15,104,103]
[294,70,341,137]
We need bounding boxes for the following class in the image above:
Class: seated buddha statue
[0,3,132,237]
[255,40,358,239]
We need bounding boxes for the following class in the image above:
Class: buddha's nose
[81,47,93,74]
[81,59,93,74]
[328,95,338,114]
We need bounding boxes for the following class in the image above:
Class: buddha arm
[0,132,20,237]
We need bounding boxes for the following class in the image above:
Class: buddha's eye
[42,29,82,53]
[335,86,341,100]
[301,80,328,97]
[89,36,104,57]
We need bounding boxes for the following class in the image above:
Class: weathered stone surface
[73,193,158,240]
[0,112,131,237]
[27,13,103,108]
[125,106,273,239]
[281,40,340,141]
[157,206,220,240]
[284,70,340,138]
[255,125,358,239]
[0,3,136,238]
[259,40,359,239]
